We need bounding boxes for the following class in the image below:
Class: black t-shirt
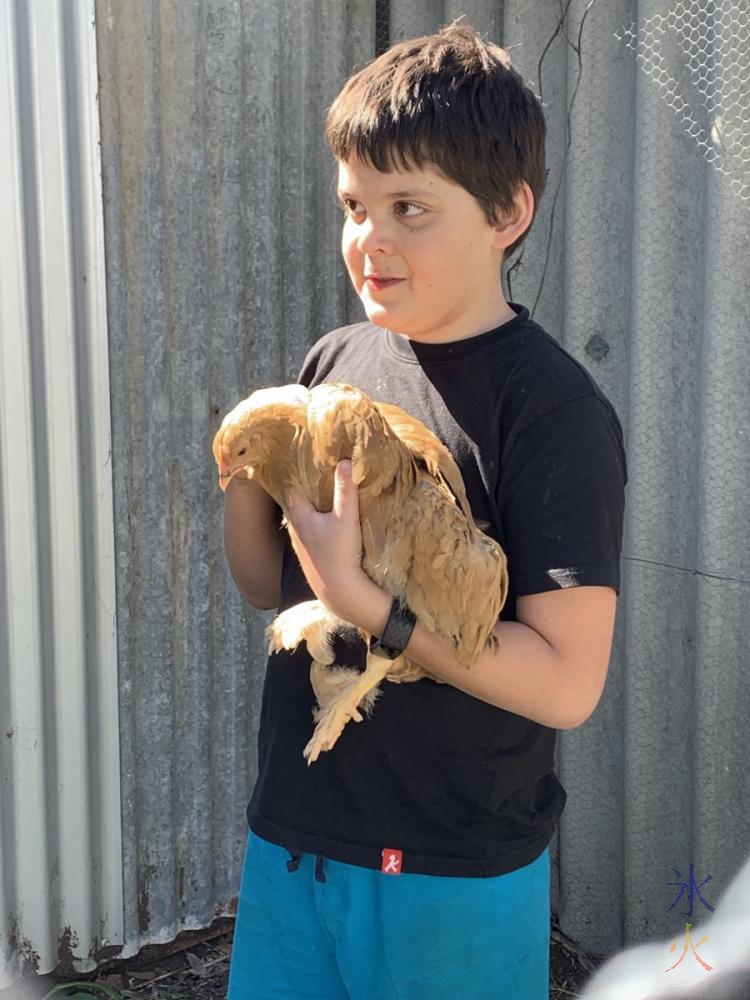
[246,301,627,876]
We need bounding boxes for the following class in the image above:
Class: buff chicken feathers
[213,382,509,763]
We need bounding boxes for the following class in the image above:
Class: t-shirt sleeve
[497,394,627,597]
[296,331,340,388]
[296,342,321,387]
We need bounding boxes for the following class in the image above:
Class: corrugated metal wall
[92,0,382,972]
[554,0,750,960]
[1,0,748,988]
[0,0,122,988]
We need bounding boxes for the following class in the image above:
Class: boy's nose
[356,217,395,256]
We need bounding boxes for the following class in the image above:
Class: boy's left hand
[284,460,372,624]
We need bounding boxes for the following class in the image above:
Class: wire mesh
[375,0,390,55]
[614,0,750,201]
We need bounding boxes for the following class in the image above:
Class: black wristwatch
[369,598,417,659]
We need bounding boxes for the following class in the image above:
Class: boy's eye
[338,198,364,215]
[394,201,424,218]
[336,199,424,220]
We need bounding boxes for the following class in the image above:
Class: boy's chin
[361,300,401,330]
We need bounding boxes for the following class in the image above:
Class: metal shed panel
[93,0,381,964]
[0,0,121,988]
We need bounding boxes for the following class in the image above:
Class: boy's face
[337,156,531,343]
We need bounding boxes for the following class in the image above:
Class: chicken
[213,382,508,763]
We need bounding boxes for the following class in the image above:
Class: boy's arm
[281,454,620,729]
[221,342,320,610]
[339,577,617,731]
[223,474,285,609]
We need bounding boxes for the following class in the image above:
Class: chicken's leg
[303,652,401,764]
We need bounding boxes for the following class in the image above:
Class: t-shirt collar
[384,302,529,363]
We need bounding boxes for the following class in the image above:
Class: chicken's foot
[303,652,395,764]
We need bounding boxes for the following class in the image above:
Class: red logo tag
[381,848,403,874]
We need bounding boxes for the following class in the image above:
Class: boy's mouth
[366,276,405,291]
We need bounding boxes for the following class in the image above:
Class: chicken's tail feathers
[397,481,508,667]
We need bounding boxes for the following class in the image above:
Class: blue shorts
[227,831,550,999]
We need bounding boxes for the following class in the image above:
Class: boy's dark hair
[325,20,547,263]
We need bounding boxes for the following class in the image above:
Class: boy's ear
[490,181,535,251]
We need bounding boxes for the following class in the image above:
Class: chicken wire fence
[375,0,750,261]
[614,0,749,201]
[375,0,390,55]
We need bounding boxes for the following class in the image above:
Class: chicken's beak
[217,452,233,492]
[218,459,253,492]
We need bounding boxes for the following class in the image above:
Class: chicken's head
[213,383,310,491]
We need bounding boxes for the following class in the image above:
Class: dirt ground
[2,917,605,1000]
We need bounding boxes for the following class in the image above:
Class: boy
[224,21,626,1000]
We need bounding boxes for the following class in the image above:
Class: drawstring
[286,849,327,883]
[286,850,303,873]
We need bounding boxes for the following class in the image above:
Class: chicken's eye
[238,447,246,456]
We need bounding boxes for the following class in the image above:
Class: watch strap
[369,598,417,659]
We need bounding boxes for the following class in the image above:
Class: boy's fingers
[333,460,357,519]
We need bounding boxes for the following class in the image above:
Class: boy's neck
[391,300,518,346]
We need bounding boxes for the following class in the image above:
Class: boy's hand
[284,460,374,624]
